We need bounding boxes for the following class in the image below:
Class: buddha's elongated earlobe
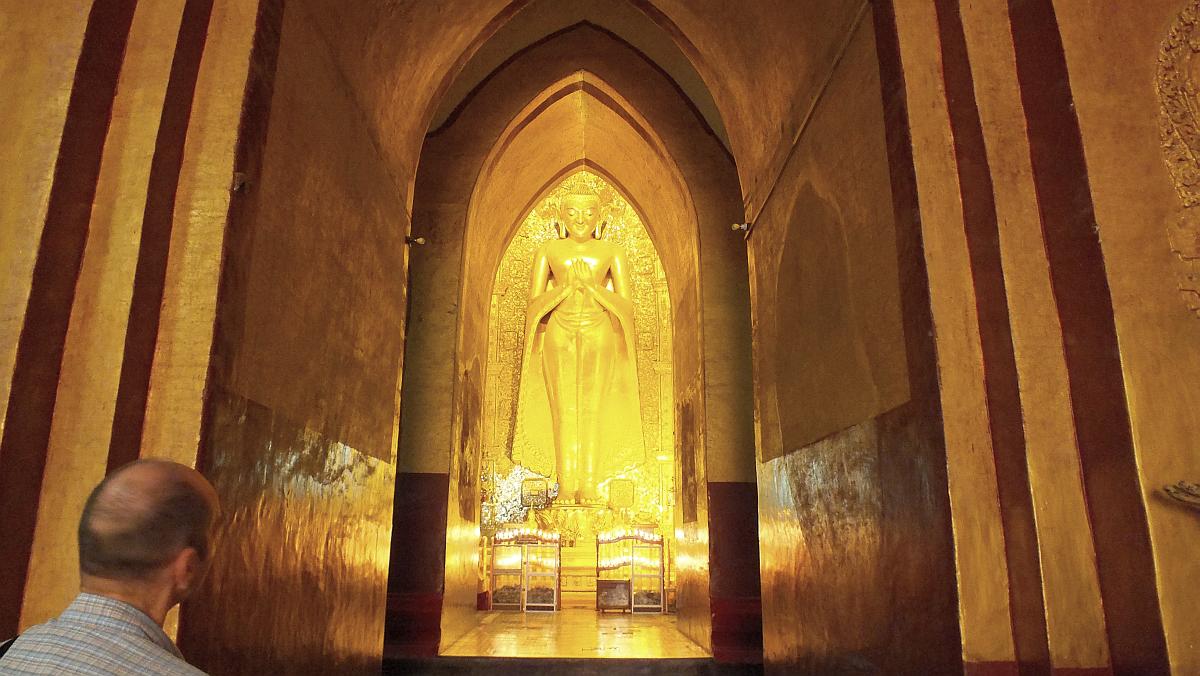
[554,220,565,238]
[596,220,608,239]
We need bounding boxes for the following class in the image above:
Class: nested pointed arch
[463,71,701,300]
[307,0,854,219]
[393,13,752,651]
[443,68,714,648]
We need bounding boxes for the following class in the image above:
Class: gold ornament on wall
[1156,0,1200,316]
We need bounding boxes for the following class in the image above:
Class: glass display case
[490,540,524,610]
[523,540,559,611]
[595,528,664,613]
[630,539,664,612]
[489,528,561,612]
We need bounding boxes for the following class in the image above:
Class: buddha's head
[559,193,603,241]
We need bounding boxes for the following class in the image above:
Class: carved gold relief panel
[1157,0,1200,315]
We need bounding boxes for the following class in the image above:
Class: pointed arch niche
[480,169,676,539]
[389,24,753,661]
[448,71,707,647]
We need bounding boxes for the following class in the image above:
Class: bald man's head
[78,459,219,581]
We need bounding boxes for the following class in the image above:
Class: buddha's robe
[511,250,645,496]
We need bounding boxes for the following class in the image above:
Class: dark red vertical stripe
[872,0,940,404]
[0,0,138,637]
[1007,1,1169,673]
[191,0,287,406]
[871,1,964,671]
[107,0,215,472]
[934,1,1051,673]
[175,1,289,661]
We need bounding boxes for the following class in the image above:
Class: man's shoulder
[0,615,206,675]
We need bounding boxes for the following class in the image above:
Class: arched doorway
[386,19,756,662]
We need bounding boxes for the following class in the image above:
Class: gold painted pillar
[139,0,260,467]
[892,1,1017,666]
[0,2,91,438]
[956,0,1110,669]
[18,0,190,631]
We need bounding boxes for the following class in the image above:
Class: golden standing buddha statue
[511,190,646,504]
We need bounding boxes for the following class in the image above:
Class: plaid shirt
[0,593,205,675]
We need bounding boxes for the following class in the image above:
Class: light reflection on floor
[441,609,710,659]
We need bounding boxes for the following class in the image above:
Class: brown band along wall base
[967,664,1114,676]
[384,472,451,658]
[107,0,216,472]
[934,1,1051,673]
[707,481,763,664]
[0,0,138,638]
[1007,0,1169,673]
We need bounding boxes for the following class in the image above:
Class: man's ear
[170,547,202,595]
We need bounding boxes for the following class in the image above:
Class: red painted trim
[387,472,450,595]
[707,481,761,599]
[932,1,1051,672]
[966,662,1022,676]
[107,0,216,471]
[707,482,762,664]
[1007,1,1170,672]
[179,0,285,658]
[710,596,763,664]
[870,0,964,669]
[189,0,287,472]
[0,0,138,638]
[384,592,444,658]
[967,663,1113,676]
[384,473,450,658]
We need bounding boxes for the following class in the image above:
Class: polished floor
[441,608,711,659]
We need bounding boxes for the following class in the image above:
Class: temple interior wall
[954,0,1109,670]
[3,1,1199,674]
[748,7,960,673]
[0,2,89,442]
[281,0,516,211]
[0,2,96,634]
[179,3,406,672]
[19,0,189,632]
[643,0,868,220]
[1052,2,1200,670]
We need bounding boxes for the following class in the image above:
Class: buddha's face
[560,194,600,240]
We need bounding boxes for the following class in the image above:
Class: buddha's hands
[566,260,596,292]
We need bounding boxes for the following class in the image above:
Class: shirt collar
[64,593,184,658]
